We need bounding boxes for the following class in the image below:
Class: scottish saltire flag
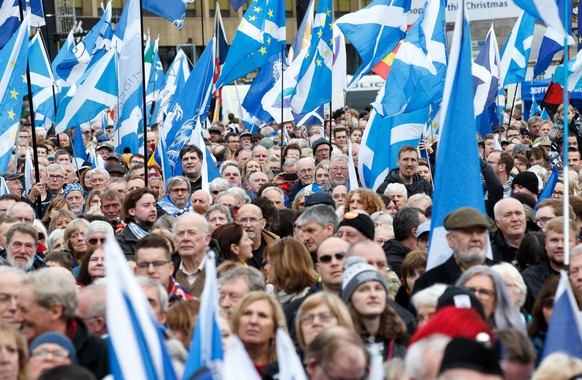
[104,235,177,380]
[223,336,261,380]
[28,33,59,130]
[347,141,360,191]
[289,0,315,62]
[72,124,87,161]
[54,2,113,85]
[182,249,223,379]
[88,145,105,169]
[499,12,535,86]
[242,54,281,124]
[154,138,172,185]
[541,270,582,360]
[145,38,165,127]
[472,24,500,125]
[214,0,286,89]
[24,149,32,193]
[295,105,324,127]
[114,0,144,154]
[530,93,540,116]
[162,40,216,176]
[51,29,74,75]
[533,0,574,78]
[0,0,44,48]
[372,0,446,117]
[276,328,307,380]
[142,0,193,29]
[291,0,334,114]
[336,0,409,89]
[55,49,117,133]
[475,102,500,137]
[358,108,428,190]
[0,15,29,173]
[153,49,190,125]
[536,166,559,205]
[553,48,582,90]
[513,0,567,37]
[427,0,487,270]
[242,112,262,133]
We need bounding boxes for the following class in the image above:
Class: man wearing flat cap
[413,207,495,293]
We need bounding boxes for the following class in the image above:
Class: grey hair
[84,220,114,239]
[23,269,78,320]
[0,265,24,277]
[410,283,448,310]
[491,262,527,308]
[455,265,524,330]
[296,157,315,171]
[174,212,210,235]
[296,204,339,231]
[218,265,265,291]
[329,154,349,165]
[370,211,393,226]
[108,178,128,189]
[209,178,229,193]
[572,243,582,259]
[283,158,297,170]
[528,165,548,184]
[260,186,284,198]
[35,127,47,139]
[288,138,308,149]
[252,144,268,154]
[137,276,169,312]
[219,160,241,176]
[204,204,233,223]
[47,229,65,251]
[407,193,432,209]
[226,187,250,205]
[166,176,191,193]
[384,183,408,200]
[405,334,451,380]
[46,163,65,176]
[81,280,107,318]
[88,168,110,181]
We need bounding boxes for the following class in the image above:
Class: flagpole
[138,0,149,187]
[563,0,570,269]
[507,85,519,130]
[18,2,42,217]
[280,45,285,169]
[201,0,206,46]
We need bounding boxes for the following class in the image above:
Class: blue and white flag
[336,0,409,89]
[114,0,144,154]
[242,112,263,134]
[54,2,113,85]
[105,235,177,380]
[51,29,74,76]
[427,0,487,270]
[372,0,446,117]
[154,137,172,185]
[153,49,190,125]
[472,23,500,131]
[533,0,574,78]
[28,32,60,130]
[242,53,284,124]
[182,248,224,379]
[530,93,540,116]
[288,0,315,62]
[541,107,550,120]
[0,15,29,173]
[223,336,261,380]
[0,178,9,196]
[536,166,559,205]
[72,124,87,161]
[347,140,360,191]
[553,48,582,91]
[55,49,117,133]
[276,328,307,380]
[215,0,286,88]
[0,0,44,48]
[145,38,165,127]
[88,145,105,169]
[512,0,567,37]
[291,0,334,114]
[142,0,194,30]
[541,270,582,360]
[161,39,216,178]
[499,11,535,86]
[358,107,428,191]
[295,105,324,127]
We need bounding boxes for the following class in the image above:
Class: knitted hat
[512,171,539,195]
[439,337,503,376]
[341,256,388,303]
[63,182,85,199]
[338,211,375,240]
[29,332,78,364]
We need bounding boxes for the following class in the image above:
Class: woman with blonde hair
[0,321,28,380]
[63,218,90,265]
[344,188,385,215]
[264,238,318,306]
[231,291,286,376]
[295,292,354,350]
[47,208,75,234]
[41,196,68,228]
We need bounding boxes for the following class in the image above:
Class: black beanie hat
[512,171,539,195]
[439,337,503,376]
[338,211,375,240]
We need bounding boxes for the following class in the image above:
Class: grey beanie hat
[341,256,388,303]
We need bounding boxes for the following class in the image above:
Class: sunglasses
[318,252,345,263]
[87,238,105,245]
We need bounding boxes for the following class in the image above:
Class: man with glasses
[288,157,315,202]
[158,176,191,216]
[45,164,65,195]
[225,132,241,154]
[218,266,265,318]
[235,204,278,269]
[135,234,193,305]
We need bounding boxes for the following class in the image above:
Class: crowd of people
[1,103,582,380]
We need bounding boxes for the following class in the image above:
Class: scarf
[127,222,149,240]
[157,195,191,216]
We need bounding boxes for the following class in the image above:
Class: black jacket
[376,169,433,197]
[522,261,559,312]
[383,240,411,278]
[283,283,323,346]
[413,255,497,294]
[489,229,518,264]
[68,318,109,379]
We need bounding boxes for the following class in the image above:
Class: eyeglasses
[237,217,263,225]
[136,260,170,269]
[535,216,554,226]
[170,188,189,194]
[318,252,345,263]
[464,287,496,300]
[48,175,64,181]
[300,311,337,325]
[87,238,105,245]
[31,348,70,360]
[227,140,240,143]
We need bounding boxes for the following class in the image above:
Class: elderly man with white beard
[5,224,46,271]
[413,208,496,293]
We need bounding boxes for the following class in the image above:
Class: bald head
[347,240,388,274]
[236,204,265,246]
[317,237,349,261]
